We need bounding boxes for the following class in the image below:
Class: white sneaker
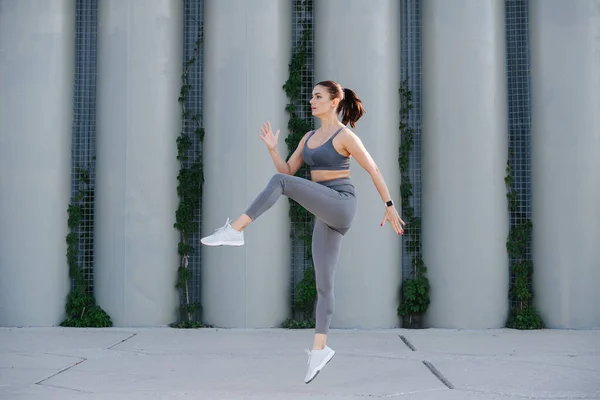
[200,218,244,246]
[304,346,335,384]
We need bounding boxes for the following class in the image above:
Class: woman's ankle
[312,333,327,350]
[231,214,252,232]
[231,224,243,232]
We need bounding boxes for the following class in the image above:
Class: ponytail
[315,80,366,128]
[338,88,366,128]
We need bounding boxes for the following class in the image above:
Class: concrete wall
[201,0,292,328]
[0,0,74,326]
[2,0,599,329]
[530,0,600,329]
[315,0,402,329]
[421,0,509,328]
[94,0,182,326]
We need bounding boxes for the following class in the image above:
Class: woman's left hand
[381,206,406,235]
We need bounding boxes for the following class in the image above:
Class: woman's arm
[267,147,292,175]
[268,132,309,176]
[259,121,308,175]
[341,129,406,234]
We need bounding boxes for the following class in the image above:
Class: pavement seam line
[108,332,137,349]
[422,360,454,389]
[34,357,87,385]
[463,387,599,400]
[398,334,416,351]
[379,388,448,398]
[36,382,91,393]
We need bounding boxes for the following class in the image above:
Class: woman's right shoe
[304,346,335,384]
[200,218,245,246]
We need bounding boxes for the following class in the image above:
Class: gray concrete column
[201,0,291,328]
[315,0,402,329]
[421,0,509,328]
[0,0,74,326]
[94,1,182,326]
[530,0,600,329]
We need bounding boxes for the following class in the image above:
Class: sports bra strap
[307,127,344,143]
[330,127,344,140]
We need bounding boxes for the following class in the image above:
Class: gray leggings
[245,173,358,334]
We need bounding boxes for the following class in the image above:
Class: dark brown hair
[316,80,366,128]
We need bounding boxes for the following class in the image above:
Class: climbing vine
[61,166,112,328]
[281,0,316,329]
[171,21,205,329]
[396,78,430,328]
[504,152,543,329]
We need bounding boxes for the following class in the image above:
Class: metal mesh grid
[180,0,204,319]
[505,0,532,309]
[400,0,423,281]
[290,0,315,316]
[70,0,98,292]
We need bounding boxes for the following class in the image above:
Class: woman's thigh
[279,174,357,232]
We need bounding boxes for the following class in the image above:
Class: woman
[201,80,405,383]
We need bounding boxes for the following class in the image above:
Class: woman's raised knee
[268,173,287,187]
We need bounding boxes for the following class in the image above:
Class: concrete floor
[1,327,599,399]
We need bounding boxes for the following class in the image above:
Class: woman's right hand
[259,121,279,151]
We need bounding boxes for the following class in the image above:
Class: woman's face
[310,85,337,117]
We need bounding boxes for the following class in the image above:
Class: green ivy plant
[171,23,205,329]
[281,266,317,329]
[281,1,316,329]
[61,166,112,328]
[396,78,430,328]
[504,153,544,329]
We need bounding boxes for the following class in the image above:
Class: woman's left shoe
[304,346,335,384]
[200,218,244,246]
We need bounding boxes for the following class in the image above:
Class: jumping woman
[201,80,406,383]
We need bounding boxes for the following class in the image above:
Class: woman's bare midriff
[311,169,351,182]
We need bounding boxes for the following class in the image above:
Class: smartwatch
[385,200,394,208]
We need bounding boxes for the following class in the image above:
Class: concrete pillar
[201,0,291,328]
[530,0,600,328]
[315,0,402,329]
[421,0,509,328]
[94,1,182,326]
[0,0,74,327]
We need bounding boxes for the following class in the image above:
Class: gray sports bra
[302,127,350,171]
